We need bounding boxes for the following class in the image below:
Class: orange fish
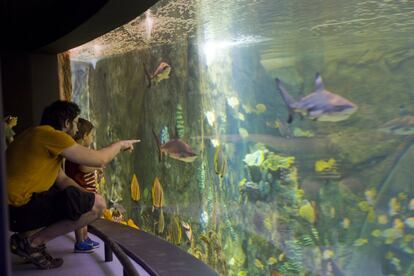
[143,62,171,88]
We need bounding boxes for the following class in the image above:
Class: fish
[299,201,316,224]
[152,176,164,210]
[152,129,197,162]
[377,115,414,135]
[143,62,171,88]
[275,73,357,123]
[181,221,193,242]
[158,209,165,233]
[130,174,140,201]
[127,219,139,230]
[214,144,227,178]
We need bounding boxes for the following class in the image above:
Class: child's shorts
[9,186,95,232]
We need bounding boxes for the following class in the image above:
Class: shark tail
[275,78,296,124]
[143,63,152,88]
[152,129,162,162]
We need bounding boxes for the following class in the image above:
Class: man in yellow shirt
[7,100,140,269]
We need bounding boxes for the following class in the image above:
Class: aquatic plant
[175,104,185,138]
[197,161,206,191]
[160,126,170,145]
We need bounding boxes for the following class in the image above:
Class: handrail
[88,224,140,276]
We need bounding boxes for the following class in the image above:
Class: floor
[11,232,149,276]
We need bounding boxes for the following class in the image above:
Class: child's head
[74,118,94,147]
[4,115,18,127]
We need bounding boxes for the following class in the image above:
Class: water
[69,0,414,275]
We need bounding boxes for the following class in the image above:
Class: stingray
[276,73,357,123]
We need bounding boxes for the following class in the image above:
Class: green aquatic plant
[197,161,206,191]
[175,104,185,138]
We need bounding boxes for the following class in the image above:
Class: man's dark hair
[40,100,81,130]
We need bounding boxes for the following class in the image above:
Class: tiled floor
[11,232,149,276]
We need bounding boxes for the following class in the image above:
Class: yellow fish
[103,208,113,221]
[404,217,414,228]
[371,229,382,238]
[254,259,264,270]
[342,217,351,229]
[268,256,278,265]
[130,174,140,201]
[389,197,401,216]
[239,128,249,138]
[353,238,368,247]
[314,158,336,172]
[393,218,404,230]
[299,202,316,224]
[365,188,376,205]
[152,177,164,210]
[127,219,139,230]
[255,104,267,114]
[158,209,165,233]
[409,199,414,210]
[378,214,388,224]
[322,249,334,260]
[214,144,227,178]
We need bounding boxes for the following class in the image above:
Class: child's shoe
[85,237,100,248]
[74,241,94,253]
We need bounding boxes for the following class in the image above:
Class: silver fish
[276,73,357,123]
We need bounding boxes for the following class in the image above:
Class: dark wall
[0,57,12,276]
[1,53,59,133]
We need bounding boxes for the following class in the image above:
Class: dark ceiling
[0,0,158,53]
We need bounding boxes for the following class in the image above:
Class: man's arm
[55,169,85,191]
[61,139,140,167]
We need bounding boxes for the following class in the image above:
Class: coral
[261,153,295,172]
[160,126,170,145]
[243,149,266,167]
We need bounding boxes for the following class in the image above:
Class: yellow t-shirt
[7,125,76,206]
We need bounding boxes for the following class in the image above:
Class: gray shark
[275,73,357,123]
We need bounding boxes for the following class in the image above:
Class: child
[4,115,18,147]
[65,118,101,253]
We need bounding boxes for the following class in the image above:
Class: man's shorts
[9,186,95,232]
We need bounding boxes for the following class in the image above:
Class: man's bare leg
[28,194,106,247]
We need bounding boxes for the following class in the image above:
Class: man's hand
[119,139,141,153]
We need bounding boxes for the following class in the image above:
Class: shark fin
[152,129,162,162]
[287,111,295,124]
[314,73,325,92]
[143,63,152,88]
[276,78,296,124]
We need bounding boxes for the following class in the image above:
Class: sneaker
[84,237,100,249]
[10,233,64,269]
[74,241,94,253]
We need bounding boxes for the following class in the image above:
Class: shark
[275,73,357,123]
[152,129,197,163]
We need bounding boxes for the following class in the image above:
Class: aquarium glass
[69,0,414,275]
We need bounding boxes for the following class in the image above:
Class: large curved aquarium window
[68,0,414,275]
